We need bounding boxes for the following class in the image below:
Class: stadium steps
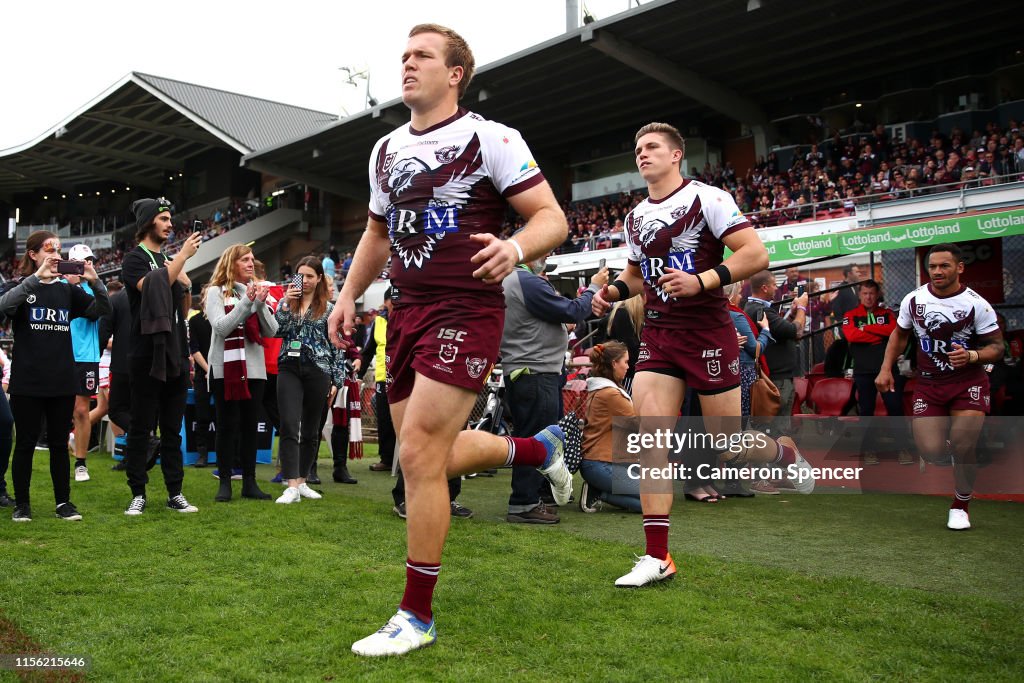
[186,208,303,276]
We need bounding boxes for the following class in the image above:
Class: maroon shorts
[636,323,741,393]
[911,374,991,416]
[386,299,503,404]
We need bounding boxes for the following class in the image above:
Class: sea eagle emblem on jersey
[375,135,486,270]
[387,158,432,197]
[435,145,461,164]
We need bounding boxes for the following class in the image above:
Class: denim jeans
[507,372,560,513]
[579,459,642,512]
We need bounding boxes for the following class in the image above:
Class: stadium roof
[0,72,336,197]
[241,0,1021,199]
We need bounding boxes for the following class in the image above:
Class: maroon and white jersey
[368,107,544,306]
[896,283,999,379]
[624,180,752,329]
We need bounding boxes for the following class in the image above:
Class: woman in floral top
[274,256,346,504]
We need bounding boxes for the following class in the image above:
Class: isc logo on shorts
[913,398,928,415]
[437,328,467,342]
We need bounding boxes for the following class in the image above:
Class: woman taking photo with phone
[274,256,345,504]
[0,230,109,521]
[205,244,278,502]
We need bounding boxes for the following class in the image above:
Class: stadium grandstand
[0,71,336,282]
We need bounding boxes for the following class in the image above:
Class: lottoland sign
[761,209,1024,261]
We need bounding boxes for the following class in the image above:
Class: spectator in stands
[578,341,641,513]
[745,270,807,434]
[187,287,213,468]
[775,267,805,303]
[205,245,278,502]
[500,256,606,524]
[841,280,910,465]
[0,230,110,522]
[280,260,293,281]
[274,256,345,504]
[321,251,337,284]
[120,199,203,517]
[830,264,863,328]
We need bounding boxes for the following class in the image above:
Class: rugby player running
[329,24,577,656]
[875,243,1002,530]
[593,122,815,588]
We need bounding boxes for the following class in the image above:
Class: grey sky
[1,0,640,150]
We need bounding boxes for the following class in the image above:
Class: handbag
[750,332,782,419]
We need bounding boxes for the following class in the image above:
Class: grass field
[1,442,1022,682]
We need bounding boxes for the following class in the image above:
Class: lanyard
[866,310,876,325]
[139,245,161,270]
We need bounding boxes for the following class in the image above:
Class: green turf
[1,443,1021,681]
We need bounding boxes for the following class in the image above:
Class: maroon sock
[502,436,547,467]
[643,515,670,560]
[951,491,971,511]
[399,558,440,624]
[771,440,797,467]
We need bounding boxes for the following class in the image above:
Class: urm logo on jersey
[375,134,485,271]
[29,307,70,325]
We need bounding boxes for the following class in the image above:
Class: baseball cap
[68,244,95,261]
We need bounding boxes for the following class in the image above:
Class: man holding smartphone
[120,198,203,516]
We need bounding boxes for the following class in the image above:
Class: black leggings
[0,389,14,493]
[277,362,331,480]
[211,376,266,477]
[10,394,75,506]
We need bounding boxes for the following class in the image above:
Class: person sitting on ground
[578,341,642,513]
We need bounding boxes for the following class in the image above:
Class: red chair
[805,372,826,406]
[811,362,825,374]
[810,377,856,417]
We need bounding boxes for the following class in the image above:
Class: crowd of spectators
[497,120,1024,251]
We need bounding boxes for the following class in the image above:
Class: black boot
[194,447,208,468]
[330,427,355,483]
[215,475,233,502]
[241,476,271,500]
[333,458,357,484]
[306,460,321,486]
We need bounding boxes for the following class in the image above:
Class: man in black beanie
[120,198,204,516]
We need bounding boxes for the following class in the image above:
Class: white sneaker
[351,609,436,657]
[74,465,90,482]
[276,486,301,504]
[297,483,322,500]
[947,508,971,530]
[535,425,573,506]
[614,554,677,588]
[780,437,815,494]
